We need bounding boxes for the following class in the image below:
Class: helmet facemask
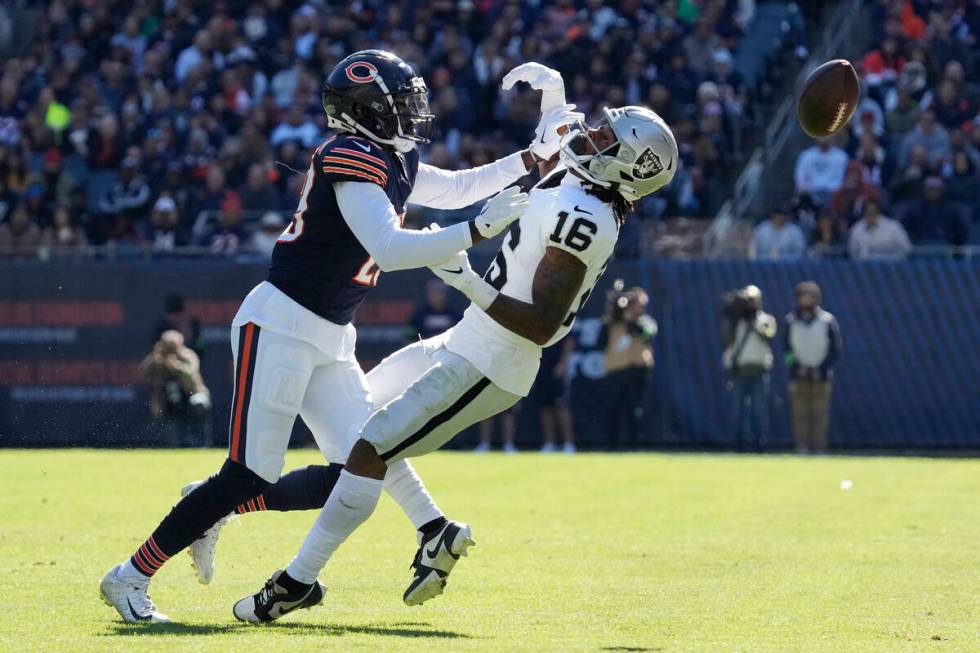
[558,106,678,201]
[559,110,638,198]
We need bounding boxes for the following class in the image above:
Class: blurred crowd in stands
[0,0,767,259]
[764,0,980,261]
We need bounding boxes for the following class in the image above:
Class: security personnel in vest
[784,281,842,453]
[722,285,776,452]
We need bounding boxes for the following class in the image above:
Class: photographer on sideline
[602,283,658,450]
[721,285,776,452]
[784,281,842,454]
[140,330,212,447]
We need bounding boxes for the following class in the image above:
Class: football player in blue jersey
[100,50,581,623]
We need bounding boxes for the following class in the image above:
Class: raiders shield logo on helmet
[633,148,663,180]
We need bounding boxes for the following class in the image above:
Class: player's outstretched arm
[431,246,585,346]
[337,182,527,272]
[408,63,580,210]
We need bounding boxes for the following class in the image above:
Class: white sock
[383,459,444,530]
[285,470,382,584]
[117,559,146,581]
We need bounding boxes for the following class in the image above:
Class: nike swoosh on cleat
[127,598,152,622]
[441,267,463,275]
[352,141,372,152]
[425,542,442,558]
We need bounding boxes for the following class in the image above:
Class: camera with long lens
[722,286,760,321]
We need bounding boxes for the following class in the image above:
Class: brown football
[796,59,860,139]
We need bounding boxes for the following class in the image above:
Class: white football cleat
[403,520,475,606]
[503,442,518,454]
[181,481,231,585]
[100,564,171,623]
[473,441,490,453]
[233,570,325,623]
[540,442,557,453]
[562,442,577,454]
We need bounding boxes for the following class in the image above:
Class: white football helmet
[558,106,678,201]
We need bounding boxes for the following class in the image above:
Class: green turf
[1,449,978,652]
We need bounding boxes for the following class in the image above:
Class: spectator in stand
[889,144,930,203]
[238,163,283,212]
[784,281,842,454]
[811,208,847,258]
[86,113,124,171]
[850,98,885,143]
[885,85,921,136]
[190,166,232,226]
[269,104,319,149]
[898,110,951,169]
[24,183,52,228]
[932,79,973,130]
[848,198,911,260]
[897,176,969,247]
[40,205,88,255]
[682,18,724,76]
[0,202,41,256]
[251,211,285,259]
[205,192,248,256]
[750,204,806,260]
[854,131,888,189]
[944,148,978,208]
[98,156,151,228]
[40,148,75,211]
[794,138,848,205]
[883,61,931,112]
[861,35,903,90]
[144,196,188,254]
[830,160,880,226]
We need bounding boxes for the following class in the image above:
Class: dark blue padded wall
[645,259,980,449]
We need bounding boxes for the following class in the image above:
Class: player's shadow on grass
[601,647,664,652]
[106,620,473,639]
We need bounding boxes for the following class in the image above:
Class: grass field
[2,449,979,652]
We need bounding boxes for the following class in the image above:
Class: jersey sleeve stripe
[322,166,385,186]
[333,147,388,168]
[322,156,388,184]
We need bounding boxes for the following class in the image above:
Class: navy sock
[235,464,342,514]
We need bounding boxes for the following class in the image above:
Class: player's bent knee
[216,457,271,500]
[346,439,387,480]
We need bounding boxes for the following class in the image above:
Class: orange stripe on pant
[229,323,257,463]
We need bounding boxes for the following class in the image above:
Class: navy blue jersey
[267,134,419,324]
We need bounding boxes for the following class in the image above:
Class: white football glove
[529,103,585,162]
[502,62,567,111]
[471,186,529,240]
[429,250,499,310]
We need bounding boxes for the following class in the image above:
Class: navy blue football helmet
[322,50,434,152]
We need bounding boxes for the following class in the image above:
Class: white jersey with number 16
[444,170,619,397]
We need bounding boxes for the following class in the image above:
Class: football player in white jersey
[233,105,678,621]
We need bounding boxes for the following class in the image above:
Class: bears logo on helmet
[345,62,378,84]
